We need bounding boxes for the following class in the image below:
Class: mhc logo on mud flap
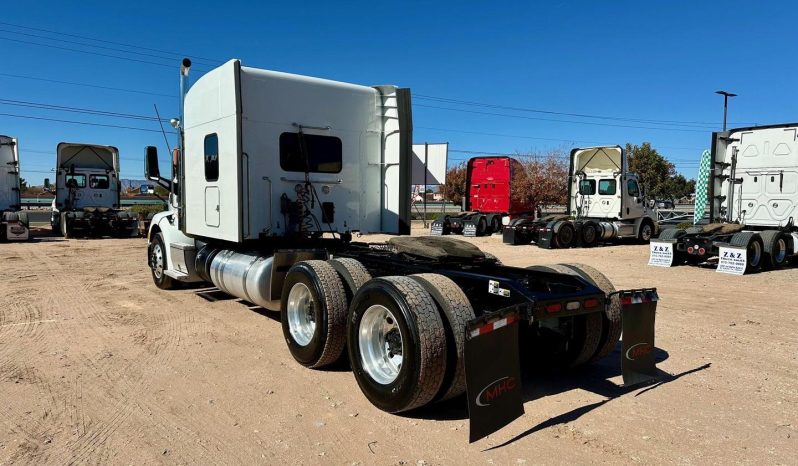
[625,342,653,361]
[475,376,517,407]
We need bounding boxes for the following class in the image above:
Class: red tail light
[583,298,600,309]
[545,303,562,313]
[687,247,694,253]
[698,247,705,255]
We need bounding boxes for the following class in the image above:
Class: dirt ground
[1,225,796,465]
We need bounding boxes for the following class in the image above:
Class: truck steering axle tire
[149,232,177,290]
[638,221,654,242]
[409,273,475,401]
[281,260,348,368]
[348,276,446,413]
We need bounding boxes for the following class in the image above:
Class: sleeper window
[65,174,86,188]
[89,175,109,189]
[579,179,596,195]
[280,133,343,174]
[204,134,219,182]
[598,179,616,195]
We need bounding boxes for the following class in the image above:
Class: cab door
[623,176,645,219]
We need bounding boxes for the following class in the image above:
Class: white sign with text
[717,246,747,275]
[648,241,675,267]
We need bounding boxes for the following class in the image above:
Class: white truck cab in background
[0,135,29,241]
[50,142,137,238]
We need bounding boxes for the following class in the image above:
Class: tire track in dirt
[27,240,236,464]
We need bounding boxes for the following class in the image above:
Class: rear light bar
[542,296,603,314]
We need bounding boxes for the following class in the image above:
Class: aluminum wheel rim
[642,225,652,241]
[748,240,762,267]
[287,283,315,346]
[151,243,164,279]
[359,305,403,385]
[775,238,787,263]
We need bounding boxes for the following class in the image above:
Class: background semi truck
[0,135,29,241]
[145,58,660,441]
[430,156,528,236]
[652,123,798,273]
[49,142,137,238]
[503,145,658,248]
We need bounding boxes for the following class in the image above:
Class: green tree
[512,150,569,211]
[626,142,676,200]
[657,174,696,202]
[443,162,467,206]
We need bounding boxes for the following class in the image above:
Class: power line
[0,98,166,122]
[0,112,176,134]
[0,28,214,68]
[415,94,751,128]
[0,72,176,98]
[415,103,709,133]
[0,35,210,73]
[0,20,224,65]
[417,125,706,151]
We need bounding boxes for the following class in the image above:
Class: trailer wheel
[730,232,764,273]
[409,273,475,401]
[760,230,789,269]
[544,264,604,368]
[281,260,348,368]
[148,232,177,290]
[348,276,446,412]
[328,258,372,302]
[557,263,622,363]
[555,221,575,248]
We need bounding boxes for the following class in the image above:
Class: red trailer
[432,156,528,236]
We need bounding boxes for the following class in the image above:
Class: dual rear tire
[280,260,474,412]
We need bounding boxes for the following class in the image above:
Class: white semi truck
[146,58,661,442]
[503,146,658,248]
[0,135,29,241]
[651,123,798,273]
[49,142,137,238]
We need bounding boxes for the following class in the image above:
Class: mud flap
[463,220,477,237]
[464,308,524,443]
[648,240,677,267]
[618,289,659,386]
[430,219,445,236]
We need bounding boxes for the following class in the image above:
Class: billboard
[411,143,448,185]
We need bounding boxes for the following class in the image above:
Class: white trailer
[0,135,29,241]
[50,142,137,238]
[503,146,658,248]
[651,124,798,273]
[146,59,660,442]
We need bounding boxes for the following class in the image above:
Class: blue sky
[2,1,796,185]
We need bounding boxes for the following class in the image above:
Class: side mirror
[145,146,160,180]
[44,178,51,189]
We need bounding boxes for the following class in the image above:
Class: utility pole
[715,90,737,131]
